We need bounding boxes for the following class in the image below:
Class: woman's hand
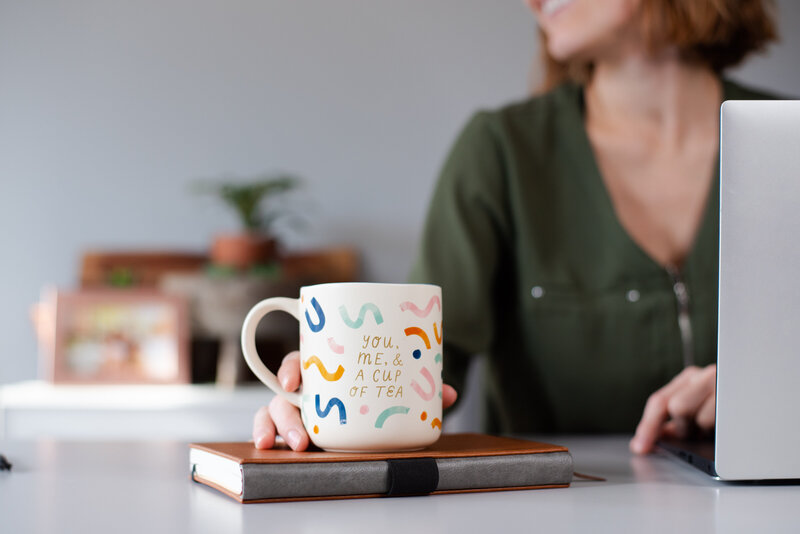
[630,364,717,454]
[252,352,459,451]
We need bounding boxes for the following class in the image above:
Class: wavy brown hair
[538,0,778,92]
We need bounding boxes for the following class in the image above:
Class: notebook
[190,433,573,502]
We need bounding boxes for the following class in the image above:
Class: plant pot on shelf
[210,233,277,270]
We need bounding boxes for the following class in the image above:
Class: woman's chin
[546,40,588,63]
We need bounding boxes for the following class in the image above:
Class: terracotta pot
[210,233,277,269]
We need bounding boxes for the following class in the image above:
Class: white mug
[241,282,443,452]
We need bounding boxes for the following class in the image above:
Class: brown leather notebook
[190,433,572,503]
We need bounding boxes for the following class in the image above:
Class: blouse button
[531,286,545,299]
[626,289,640,303]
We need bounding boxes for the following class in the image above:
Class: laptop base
[657,439,718,478]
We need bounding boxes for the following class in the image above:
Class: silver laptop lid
[717,100,800,480]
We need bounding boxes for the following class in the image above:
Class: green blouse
[409,79,774,434]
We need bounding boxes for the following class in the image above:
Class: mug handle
[240,297,301,407]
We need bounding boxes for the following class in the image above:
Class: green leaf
[193,173,301,233]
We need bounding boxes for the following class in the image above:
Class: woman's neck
[585,50,722,146]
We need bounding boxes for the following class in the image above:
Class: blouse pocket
[520,282,678,431]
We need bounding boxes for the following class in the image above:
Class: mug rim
[300,282,441,290]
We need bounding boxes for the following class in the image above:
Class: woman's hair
[538,0,778,92]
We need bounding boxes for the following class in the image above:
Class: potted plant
[197,174,299,270]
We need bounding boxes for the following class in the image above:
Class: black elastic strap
[386,457,439,496]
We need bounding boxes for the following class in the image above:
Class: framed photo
[47,289,190,384]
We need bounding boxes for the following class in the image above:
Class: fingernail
[254,434,269,449]
[286,429,301,450]
[630,438,643,454]
[280,375,290,391]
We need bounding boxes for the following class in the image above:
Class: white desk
[1,436,798,533]
[0,381,273,441]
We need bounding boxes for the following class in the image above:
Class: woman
[253,0,778,454]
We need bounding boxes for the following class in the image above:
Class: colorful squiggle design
[304,297,325,333]
[404,327,431,349]
[339,303,384,328]
[434,353,442,364]
[315,394,347,424]
[433,322,443,345]
[410,367,436,401]
[399,296,441,318]
[374,406,410,428]
[430,418,442,430]
[327,337,345,354]
[303,356,344,381]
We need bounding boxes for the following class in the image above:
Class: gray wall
[1,0,798,384]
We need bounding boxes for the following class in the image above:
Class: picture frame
[46,289,190,384]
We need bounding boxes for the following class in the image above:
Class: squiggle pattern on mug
[315,394,347,424]
[399,296,441,318]
[433,322,443,345]
[327,337,345,354]
[303,356,344,381]
[430,418,442,430]
[339,303,384,328]
[434,353,442,364]
[374,406,410,428]
[410,367,436,401]
[404,326,431,349]
[304,297,326,333]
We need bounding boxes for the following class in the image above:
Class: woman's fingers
[630,367,698,454]
[268,395,310,451]
[276,351,301,392]
[630,389,671,454]
[669,416,693,440]
[630,364,718,454]
[696,390,717,431]
[666,365,716,420]
[442,384,458,410]
[253,351,304,451]
[253,396,309,451]
[252,405,276,450]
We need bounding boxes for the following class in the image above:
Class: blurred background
[1,0,799,438]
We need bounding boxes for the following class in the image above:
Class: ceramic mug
[241,282,443,452]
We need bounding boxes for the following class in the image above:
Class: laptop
[659,100,800,481]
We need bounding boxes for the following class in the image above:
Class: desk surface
[1,436,798,533]
[0,381,273,441]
